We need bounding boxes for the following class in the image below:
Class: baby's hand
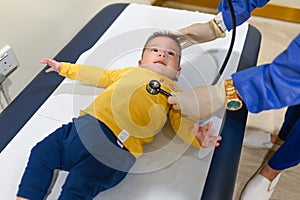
[194,121,222,148]
[40,58,61,73]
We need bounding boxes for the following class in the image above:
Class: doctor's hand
[40,58,62,73]
[194,122,222,148]
[168,82,225,120]
[173,20,225,48]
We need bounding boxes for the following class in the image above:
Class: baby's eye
[167,51,176,57]
[151,47,159,53]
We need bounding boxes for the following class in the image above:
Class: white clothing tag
[118,129,130,143]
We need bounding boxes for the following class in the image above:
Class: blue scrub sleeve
[218,0,269,30]
[232,34,300,113]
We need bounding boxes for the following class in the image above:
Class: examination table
[0,3,261,200]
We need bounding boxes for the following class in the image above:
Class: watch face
[227,101,241,110]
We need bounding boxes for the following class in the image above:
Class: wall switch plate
[0,45,18,76]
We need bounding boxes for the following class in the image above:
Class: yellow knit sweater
[59,63,201,157]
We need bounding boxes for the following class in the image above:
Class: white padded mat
[0,4,248,199]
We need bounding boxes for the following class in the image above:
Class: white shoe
[243,130,280,150]
[240,173,281,200]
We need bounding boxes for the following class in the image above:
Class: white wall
[271,0,300,7]
[0,0,151,109]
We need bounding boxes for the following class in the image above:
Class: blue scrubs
[277,105,300,141]
[232,35,300,113]
[218,0,300,172]
[218,0,269,30]
[17,115,135,200]
[269,120,300,170]
[268,105,300,170]
[218,0,300,113]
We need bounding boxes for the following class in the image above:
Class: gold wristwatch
[224,79,243,111]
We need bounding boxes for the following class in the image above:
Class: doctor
[167,0,300,199]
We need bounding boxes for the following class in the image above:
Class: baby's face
[139,36,181,79]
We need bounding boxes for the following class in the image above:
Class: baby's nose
[159,51,166,57]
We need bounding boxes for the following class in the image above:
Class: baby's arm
[194,121,222,148]
[40,58,62,73]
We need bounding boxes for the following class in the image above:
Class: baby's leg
[59,154,128,199]
[17,122,72,199]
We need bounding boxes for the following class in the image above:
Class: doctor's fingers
[168,95,181,108]
[176,35,197,48]
[170,30,197,49]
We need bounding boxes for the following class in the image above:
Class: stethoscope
[212,0,236,85]
[146,80,171,97]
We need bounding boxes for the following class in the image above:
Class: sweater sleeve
[168,107,201,148]
[59,62,133,87]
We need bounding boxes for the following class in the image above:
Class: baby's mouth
[154,61,166,66]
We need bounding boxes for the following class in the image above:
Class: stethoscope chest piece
[146,80,171,97]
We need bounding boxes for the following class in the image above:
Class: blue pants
[17,115,136,200]
[277,104,300,140]
[269,105,300,170]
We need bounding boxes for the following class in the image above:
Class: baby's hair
[142,31,182,57]
[144,31,181,51]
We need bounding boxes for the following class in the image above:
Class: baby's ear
[175,71,181,80]
[138,60,142,66]
[175,66,181,79]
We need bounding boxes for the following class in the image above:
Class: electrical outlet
[0,45,18,76]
